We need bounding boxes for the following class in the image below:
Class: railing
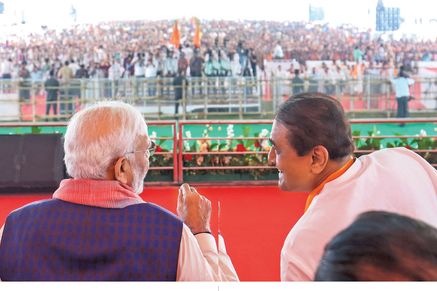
[0,118,435,185]
[178,120,276,185]
[1,77,436,121]
[349,118,437,168]
[0,121,179,185]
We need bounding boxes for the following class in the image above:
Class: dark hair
[315,211,437,281]
[275,92,354,160]
[398,67,409,78]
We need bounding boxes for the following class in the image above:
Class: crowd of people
[0,17,436,282]
[1,19,437,84]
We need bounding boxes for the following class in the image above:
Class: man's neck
[312,155,354,190]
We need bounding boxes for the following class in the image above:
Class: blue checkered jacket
[0,199,183,281]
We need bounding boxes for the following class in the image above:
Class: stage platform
[0,185,308,281]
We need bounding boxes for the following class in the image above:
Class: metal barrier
[348,118,437,168]
[0,121,179,185]
[1,77,436,121]
[177,120,277,186]
[0,118,435,186]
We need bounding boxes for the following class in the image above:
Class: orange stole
[304,158,355,212]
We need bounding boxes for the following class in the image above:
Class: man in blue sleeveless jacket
[0,101,238,281]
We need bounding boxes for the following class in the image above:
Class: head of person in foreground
[64,101,153,194]
[315,211,437,281]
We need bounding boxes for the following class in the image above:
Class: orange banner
[170,20,180,49]
[193,18,202,48]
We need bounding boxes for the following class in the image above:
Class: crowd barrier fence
[0,76,436,121]
[0,118,435,186]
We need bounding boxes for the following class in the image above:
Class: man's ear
[113,157,132,185]
[310,145,329,174]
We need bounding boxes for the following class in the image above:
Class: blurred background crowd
[1,19,436,82]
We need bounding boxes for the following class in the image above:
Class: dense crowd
[1,19,437,82]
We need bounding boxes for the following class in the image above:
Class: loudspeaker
[0,134,64,193]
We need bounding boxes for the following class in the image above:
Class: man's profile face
[268,120,313,192]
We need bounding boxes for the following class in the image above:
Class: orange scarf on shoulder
[304,158,355,212]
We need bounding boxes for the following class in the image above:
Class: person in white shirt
[145,59,157,96]
[108,59,124,98]
[132,54,146,97]
[0,101,239,281]
[268,92,437,281]
[68,60,80,76]
[95,45,107,64]
[273,42,284,59]
[1,58,13,79]
[274,65,290,97]
[391,66,415,118]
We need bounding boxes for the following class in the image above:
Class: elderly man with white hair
[0,101,238,281]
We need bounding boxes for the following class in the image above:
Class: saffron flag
[170,20,180,49]
[192,17,202,48]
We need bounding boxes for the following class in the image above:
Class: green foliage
[147,138,173,177]
[353,128,436,165]
[150,125,437,182]
[385,133,410,148]
[182,126,275,180]
[411,136,436,150]
[30,126,42,134]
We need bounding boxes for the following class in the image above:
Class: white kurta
[281,147,437,281]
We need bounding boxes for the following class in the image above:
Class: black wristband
[193,231,212,236]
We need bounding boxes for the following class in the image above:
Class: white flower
[150,131,157,140]
[227,127,234,138]
[185,131,192,138]
[208,126,213,131]
[420,129,427,137]
[259,128,269,138]
[261,140,270,149]
[184,141,191,151]
[218,126,222,131]
[203,129,208,135]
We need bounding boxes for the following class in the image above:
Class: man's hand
[177,183,211,234]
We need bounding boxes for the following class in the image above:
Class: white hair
[64,101,148,179]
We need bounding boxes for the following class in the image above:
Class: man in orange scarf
[267,92,437,281]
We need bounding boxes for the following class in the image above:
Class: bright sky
[0,0,436,36]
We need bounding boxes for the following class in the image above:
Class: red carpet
[0,186,308,281]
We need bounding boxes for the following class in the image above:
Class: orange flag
[193,17,202,48]
[170,20,180,49]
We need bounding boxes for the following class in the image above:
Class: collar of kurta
[304,157,355,212]
[53,179,144,209]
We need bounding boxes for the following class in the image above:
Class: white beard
[130,159,148,194]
